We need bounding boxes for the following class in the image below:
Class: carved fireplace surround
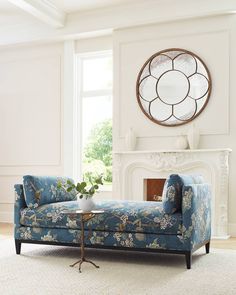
[113,149,231,239]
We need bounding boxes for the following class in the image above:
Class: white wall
[113,14,236,235]
[0,36,114,223]
[1,13,236,237]
[0,43,64,222]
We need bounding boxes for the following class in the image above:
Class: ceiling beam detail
[7,0,66,28]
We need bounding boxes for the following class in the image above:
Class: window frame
[75,50,113,191]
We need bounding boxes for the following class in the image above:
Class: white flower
[90,232,104,245]
[146,239,164,249]
[159,215,173,229]
[50,185,57,197]
[66,218,77,228]
[120,215,128,224]
[20,228,32,240]
[47,210,63,223]
[129,209,137,217]
[113,232,122,241]
[28,203,38,209]
[183,189,193,212]
[154,217,160,223]
[41,231,57,242]
[166,186,175,202]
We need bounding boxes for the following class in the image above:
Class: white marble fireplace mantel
[112,148,232,239]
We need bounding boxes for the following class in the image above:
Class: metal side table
[63,209,104,273]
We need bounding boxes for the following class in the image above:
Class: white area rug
[0,238,236,295]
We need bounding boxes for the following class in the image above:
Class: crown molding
[1,0,236,46]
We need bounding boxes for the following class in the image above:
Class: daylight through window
[78,51,113,190]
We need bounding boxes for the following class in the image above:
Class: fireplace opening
[144,178,166,202]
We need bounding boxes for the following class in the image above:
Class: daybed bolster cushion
[23,175,77,208]
[162,174,183,214]
[162,174,204,214]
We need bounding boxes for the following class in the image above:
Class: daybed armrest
[182,183,211,250]
[14,184,27,227]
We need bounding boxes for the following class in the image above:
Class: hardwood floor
[1,223,236,249]
[210,237,236,250]
[0,223,13,239]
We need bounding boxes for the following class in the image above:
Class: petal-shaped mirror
[136,48,212,126]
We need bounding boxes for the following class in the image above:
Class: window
[77,51,113,190]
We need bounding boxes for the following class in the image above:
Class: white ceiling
[0,0,43,26]
[0,0,235,46]
[49,0,143,13]
[0,0,16,12]
[0,0,146,28]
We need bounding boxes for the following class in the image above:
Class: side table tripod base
[70,258,100,273]
[63,210,104,273]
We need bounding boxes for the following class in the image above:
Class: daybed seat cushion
[20,200,182,235]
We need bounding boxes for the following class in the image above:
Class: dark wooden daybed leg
[15,240,21,255]
[185,251,192,269]
[205,241,210,254]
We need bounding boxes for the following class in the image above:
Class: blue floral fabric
[23,175,77,208]
[162,174,183,214]
[15,176,211,252]
[19,200,182,235]
[14,184,26,228]
[182,184,211,249]
[162,174,205,214]
[15,226,187,251]
[182,174,205,184]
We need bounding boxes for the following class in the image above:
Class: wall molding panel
[115,28,229,140]
[0,43,64,223]
[113,15,236,230]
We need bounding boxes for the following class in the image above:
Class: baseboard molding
[212,235,231,240]
[228,223,236,237]
[0,211,13,223]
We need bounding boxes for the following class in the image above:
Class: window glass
[80,52,112,189]
[83,56,112,91]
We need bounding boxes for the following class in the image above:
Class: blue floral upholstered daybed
[14,174,211,269]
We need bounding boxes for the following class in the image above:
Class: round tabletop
[62,210,104,215]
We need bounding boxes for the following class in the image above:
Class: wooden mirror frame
[136,48,212,127]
